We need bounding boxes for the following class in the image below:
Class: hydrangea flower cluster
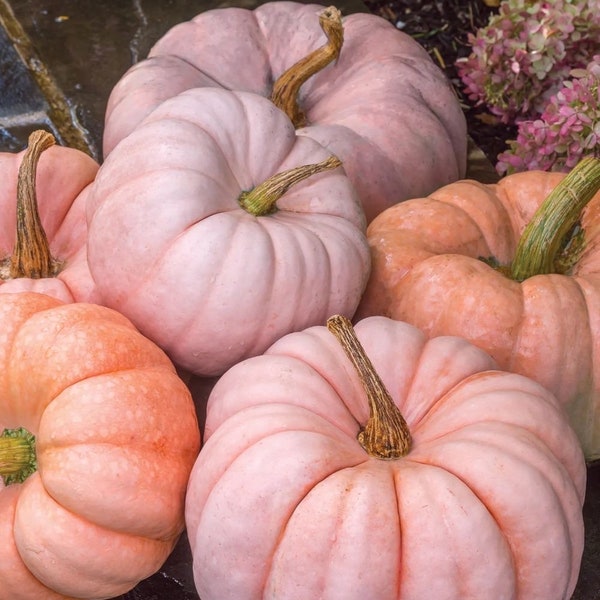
[456,0,600,123]
[496,56,600,174]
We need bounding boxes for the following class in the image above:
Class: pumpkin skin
[355,170,600,461]
[0,133,100,303]
[86,86,370,377]
[0,292,201,600]
[101,1,467,223]
[185,315,586,600]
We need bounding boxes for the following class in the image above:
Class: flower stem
[238,155,342,216]
[511,156,600,281]
[0,427,37,485]
[271,6,344,128]
[0,129,63,280]
[326,315,411,459]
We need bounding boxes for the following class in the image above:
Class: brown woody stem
[510,156,600,281]
[0,427,37,485]
[326,315,411,459]
[1,130,62,280]
[271,6,344,127]
[238,155,342,216]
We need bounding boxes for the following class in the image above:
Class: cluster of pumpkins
[1,2,599,599]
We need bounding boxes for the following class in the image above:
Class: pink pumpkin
[185,314,586,600]
[86,87,370,377]
[102,1,467,222]
[0,130,100,303]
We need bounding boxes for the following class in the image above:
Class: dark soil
[363,0,518,168]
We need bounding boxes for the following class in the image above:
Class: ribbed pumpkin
[0,292,200,600]
[185,314,585,600]
[101,1,467,222]
[87,87,370,377]
[357,157,600,461]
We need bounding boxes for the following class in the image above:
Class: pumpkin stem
[510,156,600,281]
[326,315,411,459]
[0,427,37,485]
[238,155,342,216]
[271,6,344,128]
[0,129,63,280]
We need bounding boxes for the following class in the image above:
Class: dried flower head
[456,0,600,123]
[496,55,600,174]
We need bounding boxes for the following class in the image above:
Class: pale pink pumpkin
[0,292,201,600]
[0,131,100,304]
[86,87,370,377]
[102,1,467,223]
[185,314,586,600]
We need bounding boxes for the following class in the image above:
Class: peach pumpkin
[0,292,200,600]
[357,157,600,461]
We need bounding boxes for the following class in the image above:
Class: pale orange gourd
[0,292,201,600]
[357,157,600,461]
[185,315,585,600]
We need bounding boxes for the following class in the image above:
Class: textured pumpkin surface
[356,171,600,461]
[101,1,467,223]
[185,315,585,600]
[0,292,201,600]
[87,87,370,377]
[0,135,100,303]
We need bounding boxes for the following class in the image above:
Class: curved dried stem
[327,315,411,459]
[271,6,344,127]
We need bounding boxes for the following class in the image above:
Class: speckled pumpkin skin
[356,171,600,461]
[0,292,200,600]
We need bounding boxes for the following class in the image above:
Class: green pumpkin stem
[271,5,344,128]
[326,314,411,459]
[510,156,600,282]
[238,155,342,216]
[0,427,37,485]
[0,129,63,280]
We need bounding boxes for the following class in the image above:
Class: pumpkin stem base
[0,427,37,485]
[510,157,600,281]
[239,156,342,216]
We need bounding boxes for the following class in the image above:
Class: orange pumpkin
[0,292,201,600]
[357,157,600,460]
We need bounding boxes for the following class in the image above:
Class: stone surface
[1,1,599,599]
[0,13,59,151]
[1,0,368,160]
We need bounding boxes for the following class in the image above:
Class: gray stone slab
[0,15,63,151]
[5,0,369,159]
[0,19,45,116]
